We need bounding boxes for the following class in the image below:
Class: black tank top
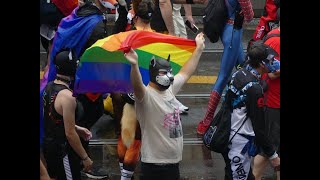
[150,0,170,32]
[42,82,83,145]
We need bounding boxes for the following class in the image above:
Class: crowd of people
[40,0,280,179]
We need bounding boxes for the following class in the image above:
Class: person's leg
[267,107,280,180]
[236,40,245,69]
[42,142,60,179]
[197,25,243,135]
[40,158,50,180]
[172,4,182,37]
[122,139,141,180]
[60,148,82,180]
[54,149,81,180]
[253,154,269,180]
[173,4,187,38]
[227,133,253,179]
[118,135,128,179]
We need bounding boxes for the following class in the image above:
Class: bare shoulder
[57,89,76,106]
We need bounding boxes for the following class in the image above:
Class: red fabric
[52,0,78,16]
[264,29,280,59]
[197,91,221,135]
[238,0,254,22]
[262,28,280,108]
[252,16,268,41]
[85,93,101,102]
[252,0,278,40]
[264,0,278,20]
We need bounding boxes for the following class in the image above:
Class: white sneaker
[176,99,189,113]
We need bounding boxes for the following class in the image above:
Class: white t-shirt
[136,74,186,164]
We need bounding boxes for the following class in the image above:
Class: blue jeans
[212,23,245,95]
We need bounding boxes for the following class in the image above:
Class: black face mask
[149,55,174,90]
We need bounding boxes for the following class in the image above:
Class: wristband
[186,0,194,4]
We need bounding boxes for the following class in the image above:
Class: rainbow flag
[74,30,196,94]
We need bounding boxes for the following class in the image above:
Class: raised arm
[124,49,146,101]
[178,32,205,82]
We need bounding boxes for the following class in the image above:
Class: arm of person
[267,69,280,80]
[40,159,50,180]
[238,0,254,23]
[75,125,92,141]
[61,92,93,171]
[177,33,205,82]
[159,0,175,35]
[183,4,195,26]
[124,49,146,101]
[246,85,280,165]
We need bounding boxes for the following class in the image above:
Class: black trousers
[140,162,180,180]
[43,143,81,180]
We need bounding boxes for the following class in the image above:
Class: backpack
[40,0,65,27]
[203,79,259,153]
[203,0,228,43]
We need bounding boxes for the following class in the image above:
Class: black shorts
[259,107,280,156]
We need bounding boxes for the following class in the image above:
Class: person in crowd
[40,1,117,178]
[252,0,280,41]
[221,43,280,179]
[111,1,154,179]
[253,8,280,180]
[42,49,93,180]
[197,0,254,135]
[150,0,206,113]
[172,4,194,39]
[124,32,205,179]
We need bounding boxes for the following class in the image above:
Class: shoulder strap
[228,116,249,143]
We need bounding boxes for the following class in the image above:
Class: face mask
[149,55,174,90]
[155,68,174,90]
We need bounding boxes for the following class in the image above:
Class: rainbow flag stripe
[74,30,196,94]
